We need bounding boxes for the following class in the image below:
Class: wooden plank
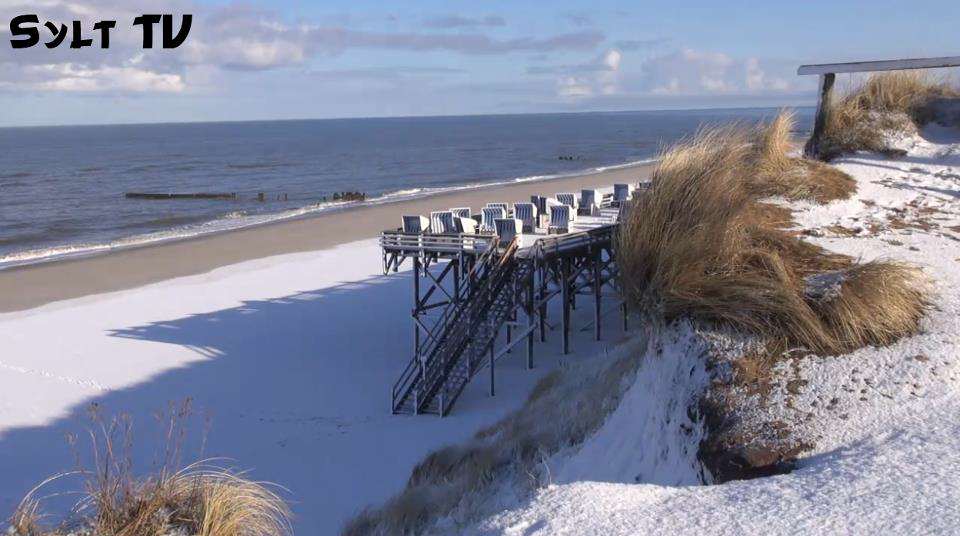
[798,56,960,76]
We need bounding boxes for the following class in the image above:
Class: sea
[0,107,812,268]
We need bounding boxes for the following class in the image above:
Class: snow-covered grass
[0,238,629,533]
[344,336,646,535]
[820,71,959,160]
[468,124,960,534]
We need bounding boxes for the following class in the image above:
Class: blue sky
[0,0,958,126]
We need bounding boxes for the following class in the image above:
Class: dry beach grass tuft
[7,404,291,536]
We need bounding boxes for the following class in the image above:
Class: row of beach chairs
[401,183,635,238]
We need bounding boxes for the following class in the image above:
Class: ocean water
[0,108,811,268]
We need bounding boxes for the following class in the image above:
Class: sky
[0,0,958,127]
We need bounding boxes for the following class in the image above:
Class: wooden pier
[380,206,627,416]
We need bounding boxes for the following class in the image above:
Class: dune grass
[819,71,960,159]
[618,116,929,356]
[6,404,291,536]
[748,111,856,203]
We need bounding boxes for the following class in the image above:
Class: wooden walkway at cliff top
[799,55,960,158]
[379,185,638,416]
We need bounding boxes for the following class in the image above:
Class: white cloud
[0,0,606,95]
[544,48,622,100]
[26,63,185,92]
[641,48,796,95]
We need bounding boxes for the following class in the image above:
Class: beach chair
[449,207,471,219]
[513,202,537,233]
[402,215,430,234]
[556,193,578,210]
[579,189,598,216]
[530,195,547,216]
[429,211,456,234]
[485,202,509,216]
[613,183,632,205]
[548,205,572,234]
[457,216,478,234]
[494,218,522,244]
[481,206,506,232]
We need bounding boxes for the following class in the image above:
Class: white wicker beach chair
[613,183,632,204]
[579,189,598,216]
[449,207,471,219]
[481,206,506,232]
[555,192,578,210]
[429,211,456,234]
[530,195,547,215]
[548,205,572,234]
[494,218,522,244]
[513,202,537,233]
[402,215,430,234]
[485,202,509,216]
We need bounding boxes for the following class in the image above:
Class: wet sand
[0,163,652,313]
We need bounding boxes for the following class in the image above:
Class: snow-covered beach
[0,170,639,533]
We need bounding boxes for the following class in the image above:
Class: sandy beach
[0,163,651,313]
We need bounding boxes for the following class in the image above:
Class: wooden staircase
[391,238,533,416]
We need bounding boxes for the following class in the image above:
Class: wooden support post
[561,257,570,355]
[593,246,602,341]
[413,257,421,358]
[489,340,495,397]
[570,257,577,311]
[804,72,836,159]
[506,312,512,352]
[453,257,460,304]
[526,266,535,369]
[538,261,548,342]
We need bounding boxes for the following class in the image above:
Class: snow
[551,322,710,487]
[469,126,960,535]
[0,238,627,533]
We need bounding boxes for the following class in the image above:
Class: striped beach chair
[402,215,430,234]
[481,206,506,232]
[555,193,578,210]
[613,183,632,205]
[530,195,547,216]
[495,218,522,244]
[579,189,598,216]
[548,205,572,234]
[513,202,537,233]
[449,207,471,219]
[485,202,509,216]
[429,211,456,234]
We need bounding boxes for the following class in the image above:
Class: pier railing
[380,230,496,255]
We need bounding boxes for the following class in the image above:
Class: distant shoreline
[0,161,654,313]
[0,158,655,271]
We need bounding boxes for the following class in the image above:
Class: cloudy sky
[0,0,958,126]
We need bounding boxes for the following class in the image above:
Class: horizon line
[0,103,817,130]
